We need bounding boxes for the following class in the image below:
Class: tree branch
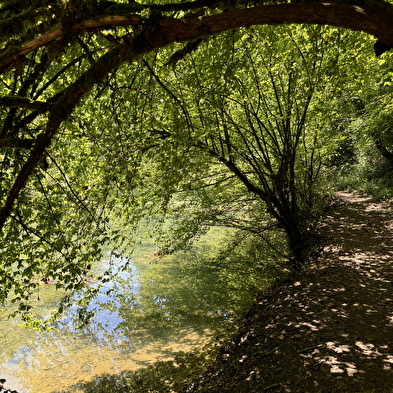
[0,96,53,112]
[0,47,128,230]
[2,1,393,74]
[0,15,142,74]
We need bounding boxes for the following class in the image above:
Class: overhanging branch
[0,47,128,230]
[0,26,170,231]
[0,15,142,74]
[0,96,54,112]
[1,1,393,74]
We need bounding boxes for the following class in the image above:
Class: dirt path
[180,192,393,392]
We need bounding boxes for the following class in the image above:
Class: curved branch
[0,15,142,74]
[0,47,126,230]
[156,1,393,44]
[0,96,53,112]
[1,1,393,74]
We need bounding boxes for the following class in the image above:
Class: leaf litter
[179,192,393,393]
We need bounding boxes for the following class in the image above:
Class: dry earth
[179,192,393,393]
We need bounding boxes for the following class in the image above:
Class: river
[0,227,274,393]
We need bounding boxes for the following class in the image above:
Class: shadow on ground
[179,192,393,392]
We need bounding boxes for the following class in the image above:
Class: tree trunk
[373,132,393,167]
[272,198,306,268]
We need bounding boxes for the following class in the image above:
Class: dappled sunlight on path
[180,192,393,392]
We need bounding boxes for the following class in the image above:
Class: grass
[329,162,393,202]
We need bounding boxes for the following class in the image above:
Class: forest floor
[178,192,393,393]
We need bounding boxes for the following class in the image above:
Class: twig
[300,343,324,353]
[263,383,283,391]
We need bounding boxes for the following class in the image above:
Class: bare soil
[179,192,393,393]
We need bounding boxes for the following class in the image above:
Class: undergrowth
[329,160,393,202]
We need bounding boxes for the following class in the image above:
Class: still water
[0,228,269,393]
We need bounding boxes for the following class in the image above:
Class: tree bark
[2,1,393,74]
[373,132,393,167]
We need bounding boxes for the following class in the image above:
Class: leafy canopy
[0,0,392,324]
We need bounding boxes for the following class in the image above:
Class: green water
[0,228,276,393]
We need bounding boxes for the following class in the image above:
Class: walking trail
[180,192,393,392]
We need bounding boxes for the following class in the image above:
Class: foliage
[1,0,393,323]
[325,38,393,201]
[123,25,359,266]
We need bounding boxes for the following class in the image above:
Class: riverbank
[179,192,393,392]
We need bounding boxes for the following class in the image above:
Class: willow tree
[1,0,393,322]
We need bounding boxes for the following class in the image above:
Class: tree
[2,0,393,226]
[1,0,393,322]
[129,24,345,265]
[355,57,393,168]
[321,35,393,194]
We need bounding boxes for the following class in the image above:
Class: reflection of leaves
[135,230,283,329]
[111,229,285,349]
[0,319,9,350]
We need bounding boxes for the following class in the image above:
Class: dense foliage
[0,0,393,327]
[323,36,393,198]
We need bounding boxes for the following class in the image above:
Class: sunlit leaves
[0,0,389,325]
[122,25,349,264]
[322,33,393,195]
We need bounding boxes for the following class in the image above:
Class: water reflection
[0,228,278,393]
[0,244,203,391]
[0,257,134,392]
